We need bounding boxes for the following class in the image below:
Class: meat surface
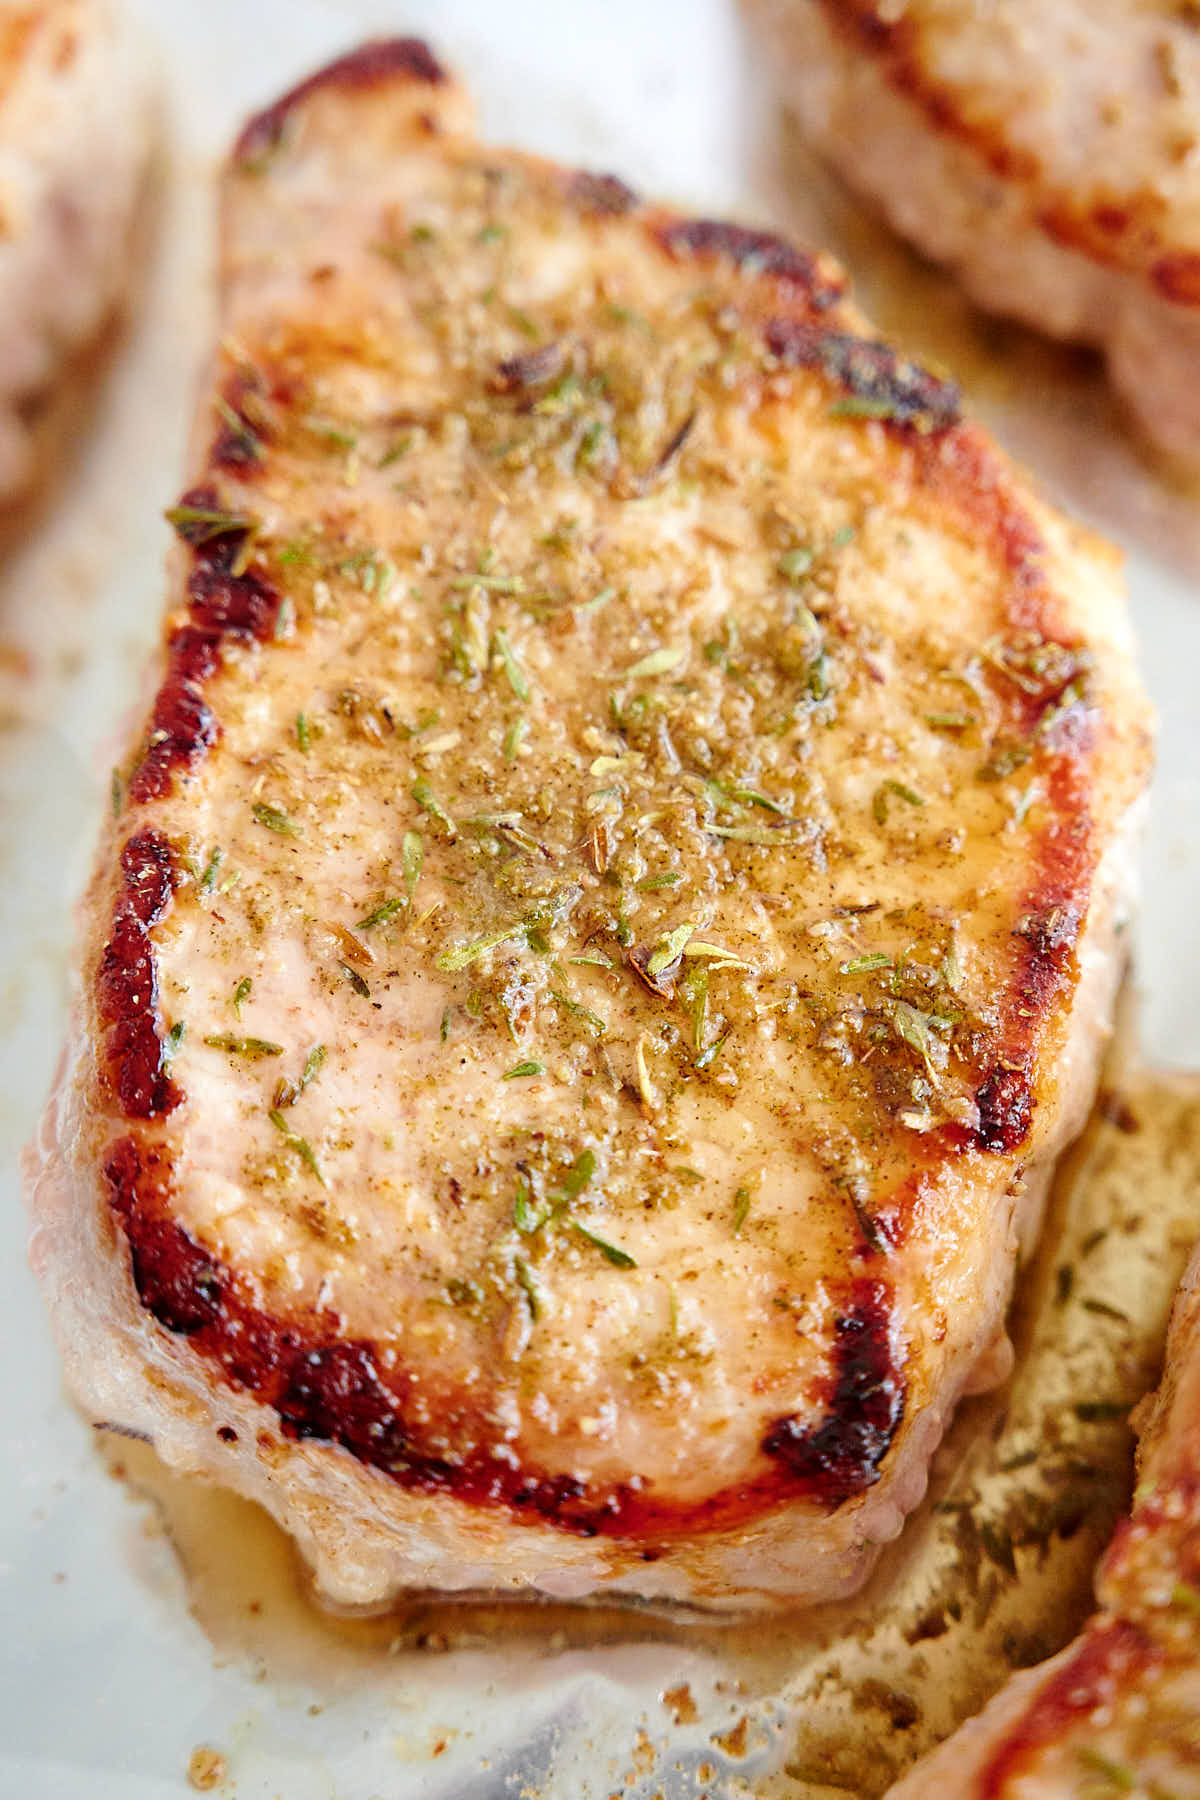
[886,1243,1200,1797]
[26,39,1153,1612]
[0,0,153,502]
[744,0,1200,465]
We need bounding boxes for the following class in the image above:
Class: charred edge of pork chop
[747,0,1200,461]
[233,38,449,171]
[28,42,1152,1608]
[97,44,1132,1532]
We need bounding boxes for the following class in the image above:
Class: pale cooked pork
[26,39,1152,1612]
[886,1244,1200,1796]
[744,0,1200,465]
[0,0,153,502]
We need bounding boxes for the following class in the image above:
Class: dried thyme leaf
[164,502,256,541]
[840,953,893,976]
[275,1042,327,1109]
[503,718,528,761]
[550,991,607,1036]
[412,778,456,839]
[1171,1582,1200,1617]
[268,1107,327,1187]
[199,846,223,893]
[777,547,813,581]
[708,823,794,846]
[873,780,925,826]
[252,800,301,837]
[647,922,695,977]
[503,1060,544,1080]
[162,1021,185,1062]
[624,646,684,679]
[695,1030,730,1070]
[1075,1748,1137,1791]
[514,1256,541,1320]
[925,711,974,730]
[493,628,531,702]
[572,1221,636,1268]
[203,1034,283,1058]
[232,976,252,1018]
[732,1186,751,1233]
[402,829,424,902]
[436,923,528,972]
[357,897,404,930]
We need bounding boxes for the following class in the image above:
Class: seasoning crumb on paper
[662,1683,697,1725]
[187,1745,228,1791]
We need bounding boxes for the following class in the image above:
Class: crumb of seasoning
[187,1747,227,1792]
[662,1683,698,1726]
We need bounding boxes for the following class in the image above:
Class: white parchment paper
[2,5,1199,1797]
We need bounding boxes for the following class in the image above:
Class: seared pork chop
[0,0,153,502]
[887,1242,1200,1797]
[745,0,1200,465]
[26,39,1152,1612]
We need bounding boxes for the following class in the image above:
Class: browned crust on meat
[105,1124,905,1534]
[817,0,1200,307]
[86,44,1140,1537]
[233,37,448,169]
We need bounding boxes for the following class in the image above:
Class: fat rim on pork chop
[27,38,1153,1612]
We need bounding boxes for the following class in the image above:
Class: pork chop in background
[744,0,1200,469]
[887,1240,1200,1797]
[25,36,1152,1622]
[0,0,153,507]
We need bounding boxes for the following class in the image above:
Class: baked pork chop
[26,39,1153,1612]
[0,0,153,502]
[744,0,1200,465]
[887,1242,1200,1797]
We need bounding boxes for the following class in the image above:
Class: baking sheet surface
[2,5,1199,1797]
